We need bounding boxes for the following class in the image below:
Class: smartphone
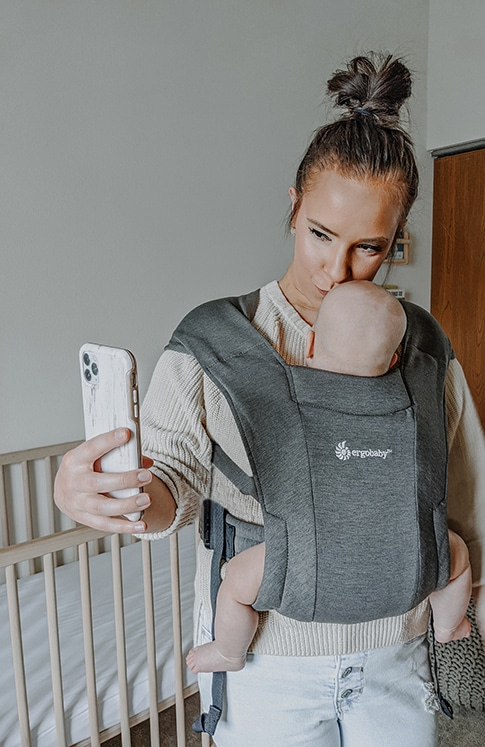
[79,343,142,521]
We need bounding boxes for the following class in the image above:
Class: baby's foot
[186,643,246,673]
[434,617,472,643]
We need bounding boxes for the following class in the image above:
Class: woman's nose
[325,248,352,285]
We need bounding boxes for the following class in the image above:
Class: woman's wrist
[138,473,177,534]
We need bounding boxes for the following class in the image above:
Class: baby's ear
[305,329,315,362]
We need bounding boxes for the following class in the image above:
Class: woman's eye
[359,244,382,254]
[309,227,330,242]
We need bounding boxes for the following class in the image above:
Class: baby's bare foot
[186,643,246,673]
[434,617,472,643]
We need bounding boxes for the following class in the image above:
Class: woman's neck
[278,274,319,326]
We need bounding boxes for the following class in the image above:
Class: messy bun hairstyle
[290,53,419,229]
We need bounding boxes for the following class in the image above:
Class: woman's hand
[54,428,153,534]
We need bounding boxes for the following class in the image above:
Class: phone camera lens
[83,353,91,366]
[84,368,92,382]
[91,362,99,376]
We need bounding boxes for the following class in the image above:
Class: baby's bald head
[307,281,407,377]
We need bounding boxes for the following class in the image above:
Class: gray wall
[1,0,431,452]
[427,0,485,151]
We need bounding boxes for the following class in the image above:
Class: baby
[187,281,472,674]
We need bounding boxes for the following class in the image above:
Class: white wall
[428,0,485,151]
[0,0,431,453]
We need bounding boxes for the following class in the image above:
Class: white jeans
[198,635,438,747]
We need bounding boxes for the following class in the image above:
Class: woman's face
[280,169,402,325]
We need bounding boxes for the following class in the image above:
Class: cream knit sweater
[140,281,485,655]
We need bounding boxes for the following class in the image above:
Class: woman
[54,53,485,746]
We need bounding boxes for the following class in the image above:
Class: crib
[0,441,211,747]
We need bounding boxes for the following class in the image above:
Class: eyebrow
[308,218,390,245]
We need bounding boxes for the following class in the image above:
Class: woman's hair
[289,53,419,231]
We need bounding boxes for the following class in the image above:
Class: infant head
[306,281,407,377]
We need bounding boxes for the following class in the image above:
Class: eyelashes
[308,227,384,253]
[308,227,330,241]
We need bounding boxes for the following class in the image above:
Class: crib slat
[6,564,32,747]
[0,464,9,548]
[170,532,187,746]
[44,552,68,746]
[43,456,57,537]
[78,542,101,747]
[21,461,35,575]
[142,539,161,744]
[111,533,131,746]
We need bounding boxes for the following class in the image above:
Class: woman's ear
[289,187,299,234]
[305,329,315,362]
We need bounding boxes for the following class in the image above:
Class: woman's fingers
[86,427,132,464]
[81,490,150,533]
[53,430,154,534]
[84,466,152,495]
[73,502,148,535]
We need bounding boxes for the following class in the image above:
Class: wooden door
[431,148,485,427]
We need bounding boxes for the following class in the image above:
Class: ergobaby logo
[335,441,352,460]
[335,440,392,461]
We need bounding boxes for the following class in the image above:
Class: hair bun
[326,53,412,127]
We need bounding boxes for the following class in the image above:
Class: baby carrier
[166,289,454,734]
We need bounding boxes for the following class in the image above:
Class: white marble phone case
[80,343,142,521]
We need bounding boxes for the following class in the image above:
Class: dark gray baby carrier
[167,289,454,735]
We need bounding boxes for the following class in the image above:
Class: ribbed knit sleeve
[139,349,212,537]
[445,357,485,589]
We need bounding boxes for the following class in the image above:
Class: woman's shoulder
[158,281,308,370]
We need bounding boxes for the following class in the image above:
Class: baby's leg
[430,530,472,643]
[186,542,265,673]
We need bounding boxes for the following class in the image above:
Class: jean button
[342,667,353,678]
[341,689,353,698]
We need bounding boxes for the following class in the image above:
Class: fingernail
[115,428,128,441]
[136,495,150,508]
[133,522,146,532]
[137,469,151,482]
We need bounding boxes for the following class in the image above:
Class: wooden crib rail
[2,527,204,746]
[0,441,82,569]
[0,441,82,466]
[0,442,210,747]
[0,526,106,569]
